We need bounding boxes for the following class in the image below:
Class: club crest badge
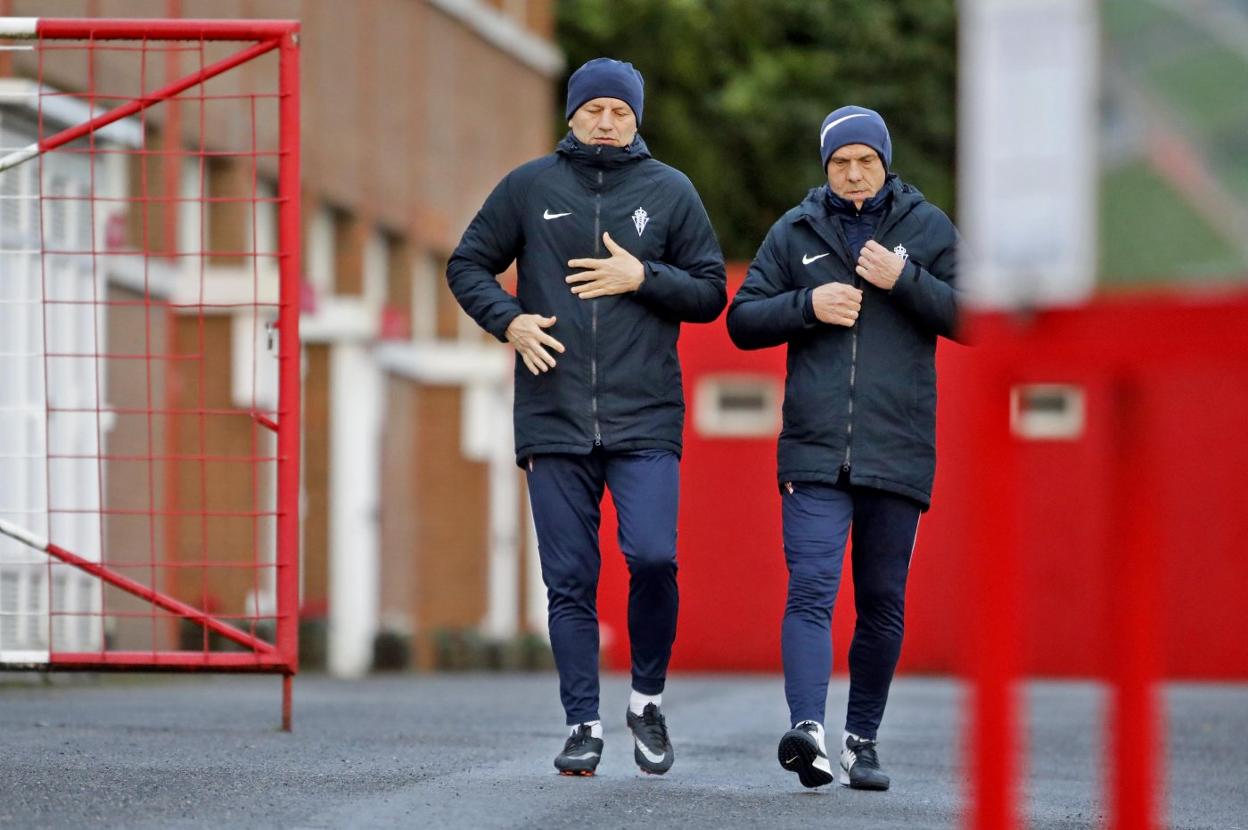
[892,244,909,261]
[632,207,649,237]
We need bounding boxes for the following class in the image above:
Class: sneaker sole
[557,768,597,777]
[837,767,890,790]
[778,732,834,788]
[555,754,601,776]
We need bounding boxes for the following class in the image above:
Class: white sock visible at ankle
[571,720,603,739]
[794,720,825,739]
[628,690,661,716]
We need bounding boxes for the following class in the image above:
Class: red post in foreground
[1106,377,1162,830]
[963,322,1023,830]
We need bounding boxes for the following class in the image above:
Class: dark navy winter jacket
[447,133,727,465]
[727,176,959,508]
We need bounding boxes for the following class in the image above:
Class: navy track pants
[781,480,921,739]
[526,449,679,725]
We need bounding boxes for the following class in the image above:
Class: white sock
[571,720,602,739]
[629,690,661,716]
[794,719,825,739]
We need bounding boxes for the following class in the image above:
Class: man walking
[448,58,726,777]
[727,106,959,790]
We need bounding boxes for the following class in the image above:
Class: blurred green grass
[1100,162,1243,285]
[1099,0,1248,286]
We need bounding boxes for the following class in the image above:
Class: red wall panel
[597,278,1248,679]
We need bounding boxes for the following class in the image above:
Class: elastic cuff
[889,259,918,295]
[489,310,522,342]
[630,676,666,696]
[634,261,659,299]
[792,710,828,727]
[801,288,817,325]
[844,722,878,741]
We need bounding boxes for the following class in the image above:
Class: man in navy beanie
[728,105,961,791]
[448,58,726,777]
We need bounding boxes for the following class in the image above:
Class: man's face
[568,97,637,147]
[826,143,886,208]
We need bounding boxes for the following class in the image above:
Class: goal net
[0,18,301,716]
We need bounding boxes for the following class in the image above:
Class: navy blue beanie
[565,58,645,126]
[819,106,892,170]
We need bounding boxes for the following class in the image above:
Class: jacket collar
[556,132,650,191]
[824,183,891,217]
[792,176,918,222]
[790,176,926,266]
[788,177,928,268]
[556,132,651,168]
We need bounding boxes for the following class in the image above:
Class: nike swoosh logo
[802,253,830,265]
[543,210,572,220]
[820,112,871,145]
[634,738,668,764]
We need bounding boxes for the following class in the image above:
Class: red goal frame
[0,17,301,729]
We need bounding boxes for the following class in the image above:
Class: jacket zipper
[591,166,603,446]
[842,206,863,474]
[843,318,858,473]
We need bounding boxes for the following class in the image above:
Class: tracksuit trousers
[781,478,921,739]
[526,448,680,725]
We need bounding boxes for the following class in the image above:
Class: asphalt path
[1,672,1244,829]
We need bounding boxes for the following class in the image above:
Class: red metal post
[275,25,303,686]
[282,673,293,732]
[964,318,1024,830]
[1106,376,1161,830]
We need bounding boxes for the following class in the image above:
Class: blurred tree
[556,0,957,259]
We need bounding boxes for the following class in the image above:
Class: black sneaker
[778,720,834,788]
[626,703,674,775]
[554,724,603,776]
[838,733,890,790]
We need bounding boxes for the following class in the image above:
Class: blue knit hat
[565,58,645,125]
[819,106,892,170]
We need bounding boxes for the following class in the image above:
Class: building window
[305,204,334,296]
[411,250,439,342]
[332,207,363,297]
[253,178,278,259]
[694,375,782,438]
[1010,384,1085,440]
[380,230,411,340]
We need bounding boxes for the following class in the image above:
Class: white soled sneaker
[778,720,835,788]
[838,732,890,790]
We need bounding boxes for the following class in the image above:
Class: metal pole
[275,24,303,728]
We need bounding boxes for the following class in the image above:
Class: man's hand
[856,240,906,291]
[505,313,565,375]
[811,282,863,327]
[565,232,645,299]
